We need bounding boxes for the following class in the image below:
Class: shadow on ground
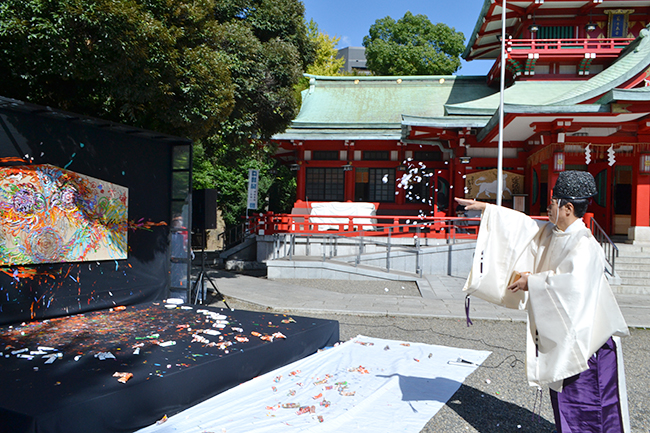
[443,384,556,432]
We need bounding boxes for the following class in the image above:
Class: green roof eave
[476,104,611,142]
[597,87,650,104]
[401,114,491,128]
[291,121,400,129]
[462,0,493,60]
[273,128,401,141]
[303,73,455,82]
[444,105,496,116]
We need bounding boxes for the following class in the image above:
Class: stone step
[611,285,650,295]
[614,269,650,278]
[620,276,650,286]
[615,258,650,266]
[616,243,650,255]
[615,261,650,269]
[616,252,650,260]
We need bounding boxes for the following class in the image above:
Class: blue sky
[301,0,492,76]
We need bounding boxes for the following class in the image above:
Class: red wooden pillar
[631,153,650,227]
[345,167,355,201]
[296,146,306,200]
[548,159,560,202]
[448,157,456,213]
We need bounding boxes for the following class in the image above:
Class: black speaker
[192,189,218,231]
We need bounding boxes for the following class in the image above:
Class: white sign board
[247,169,259,210]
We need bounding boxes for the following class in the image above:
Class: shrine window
[405,171,450,212]
[355,168,395,202]
[312,150,339,160]
[413,151,442,161]
[306,168,344,201]
[537,26,574,39]
[363,151,389,160]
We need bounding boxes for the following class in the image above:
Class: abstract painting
[0,164,128,265]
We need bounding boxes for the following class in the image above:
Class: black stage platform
[0,302,339,433]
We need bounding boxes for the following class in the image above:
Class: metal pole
[497,0,506,207]
[416,227,421,276]
[386,227,391,272]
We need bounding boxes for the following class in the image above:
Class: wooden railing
[506,38,633,55]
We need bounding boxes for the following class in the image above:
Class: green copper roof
[401,114,491,128]
[545,27,650,105]
[444,80,582,115]
[273,128,401,141]
[275,74,498,140]
[291,75,496,126]
[598,86,650,104]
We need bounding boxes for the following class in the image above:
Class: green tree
[0,0,314,225]
[363,11,465,76]
[305,19,345,76]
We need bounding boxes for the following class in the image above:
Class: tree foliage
[0,0,313,225]
[363,11,465,76]
[305,19,345,76]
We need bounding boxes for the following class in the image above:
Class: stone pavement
[203,269,650,329]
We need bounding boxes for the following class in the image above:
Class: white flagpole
[497,0,506,206]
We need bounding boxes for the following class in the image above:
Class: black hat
[553,170,598,200]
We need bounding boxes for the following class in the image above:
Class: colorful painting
[0,164,128,265]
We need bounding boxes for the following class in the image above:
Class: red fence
[247,212,481,239]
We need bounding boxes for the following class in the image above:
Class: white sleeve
[463,204,542,309]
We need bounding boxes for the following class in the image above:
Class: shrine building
[271,0,650,241]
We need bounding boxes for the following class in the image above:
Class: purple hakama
[550,338,624,433]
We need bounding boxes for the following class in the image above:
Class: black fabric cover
[0,303,339,433]
[0,105,184,325]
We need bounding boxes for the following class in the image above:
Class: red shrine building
[271,0,650,242]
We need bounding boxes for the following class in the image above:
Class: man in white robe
[456,170,629,433]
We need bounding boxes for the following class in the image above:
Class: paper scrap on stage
[137,335,491,433]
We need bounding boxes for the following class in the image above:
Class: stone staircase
[613,243,650,295]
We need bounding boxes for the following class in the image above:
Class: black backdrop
[0,97,191,325]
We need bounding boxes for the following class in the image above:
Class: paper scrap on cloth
[136,335,491,433]
[310,202,376,231]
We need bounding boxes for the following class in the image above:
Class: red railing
[247,212,552,240]
[506,38,633,55]
[247,212,482,239]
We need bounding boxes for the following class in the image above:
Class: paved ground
[203,269,650,328]
[199,269,650,433]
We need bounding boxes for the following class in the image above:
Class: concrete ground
[198,269,650,433]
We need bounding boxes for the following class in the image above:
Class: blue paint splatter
[115,261,119,271]
[64,153,77,169]
[80,143,85,148]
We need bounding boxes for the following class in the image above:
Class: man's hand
[507,272,529,292]
[454,197,487,211]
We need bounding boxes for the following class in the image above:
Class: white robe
[463,204,629,392]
